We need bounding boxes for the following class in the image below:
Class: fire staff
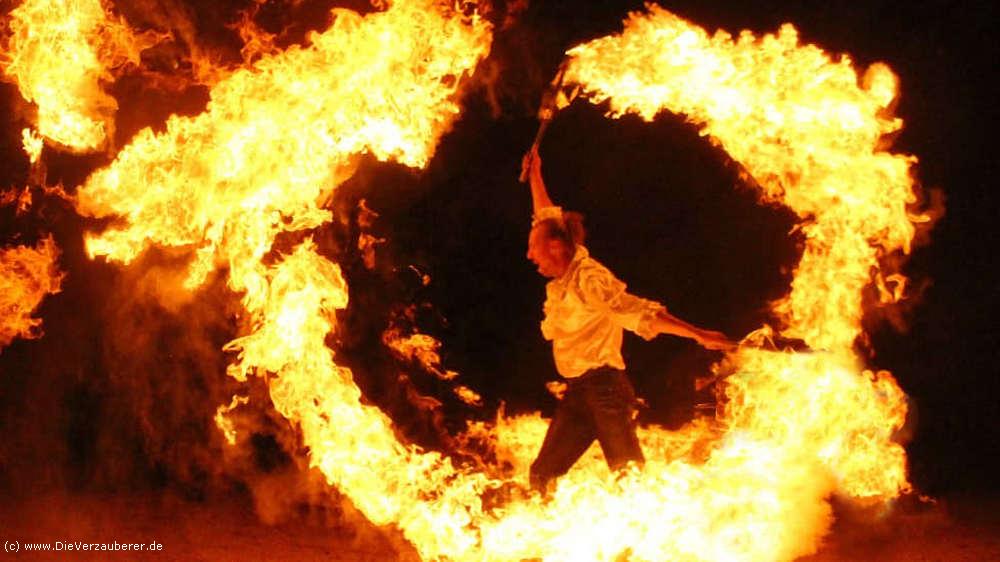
[521,146,733,492]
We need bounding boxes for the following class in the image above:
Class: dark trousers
[529,367,644,491]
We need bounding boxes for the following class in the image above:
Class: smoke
[466,0,552,119]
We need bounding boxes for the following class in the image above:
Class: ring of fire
[1,1,925,561]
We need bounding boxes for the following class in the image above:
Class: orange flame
[384,328,460,380]
[1,0,160,151]
[0,235,64,353]
[214,394,250,446]
[0,186,32,216]
[77,1,499,557]
[563,7,922,352]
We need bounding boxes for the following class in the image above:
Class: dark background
[1,0,997,501]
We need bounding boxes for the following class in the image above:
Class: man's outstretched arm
[580,266,735,351]
[648,309,735,350]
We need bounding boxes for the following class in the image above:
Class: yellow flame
[1,0,160,152]
[21,127,43,163]
[0,235,64,353]
[76,0,490,289]
[77,1,499,558]
[719,349,909,499]
[69,1,921,560]
[563,7,918,353]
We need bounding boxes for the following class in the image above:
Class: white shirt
[541,245,666,378]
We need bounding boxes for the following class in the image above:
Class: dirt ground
[2,491,998,561]
[0,492,411,562]
[802,493,1000,562]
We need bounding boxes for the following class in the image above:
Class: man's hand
[523,146,556,209]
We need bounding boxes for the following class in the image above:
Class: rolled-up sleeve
[577,263,666,340]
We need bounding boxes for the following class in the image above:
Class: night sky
[1,0,997,499]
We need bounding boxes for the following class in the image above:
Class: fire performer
[521,147,733,492]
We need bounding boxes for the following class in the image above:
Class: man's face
[527,227,571,278]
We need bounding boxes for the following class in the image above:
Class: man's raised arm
[522,147,556,215]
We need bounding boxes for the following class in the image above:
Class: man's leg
[586,370,644,472]
[529,384,596,492]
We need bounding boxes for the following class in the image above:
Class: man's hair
[535,211,586,250]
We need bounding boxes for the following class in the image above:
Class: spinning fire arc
[1,1,926,560]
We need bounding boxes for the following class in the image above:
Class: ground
[2,491,998,561]
[803,493,1000,562]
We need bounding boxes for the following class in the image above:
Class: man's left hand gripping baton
[519,61,578,183]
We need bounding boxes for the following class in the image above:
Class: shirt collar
[552,245,588,285]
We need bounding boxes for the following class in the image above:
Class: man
[522,147,733,492]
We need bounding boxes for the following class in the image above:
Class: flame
[0,186,32,216]
[384,325,489,405]
[454,385,484,407]
[75,0,490,286]
[59,1,922,560]
[563,7,920,353]
[75,0,499,558]
[214,394,250,446]
[1,0,160,151]
[719,348,909,500]
[0,236,64,353]
[356,198,385,269]
[21,127,43,163]
[384,328,460,380]
[223,238,497,560]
